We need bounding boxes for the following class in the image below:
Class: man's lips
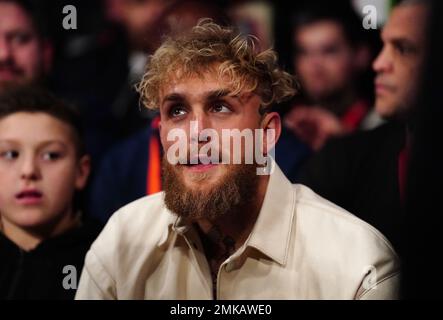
[185,163,218,172]
[0,68,22,80]
[375,80,395,94]
[15,189,43,205]
[182,155,219,171]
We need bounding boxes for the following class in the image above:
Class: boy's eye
[1,150,19,160]
[211,103,231,114]
[42,151,62,161]
[169,105,187,118]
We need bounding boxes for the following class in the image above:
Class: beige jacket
[76,164,400,300]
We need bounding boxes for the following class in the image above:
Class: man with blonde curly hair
[76,20,400,300]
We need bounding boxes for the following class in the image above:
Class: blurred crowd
[0,0,440,299]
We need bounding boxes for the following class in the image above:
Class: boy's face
[0,112,89,231]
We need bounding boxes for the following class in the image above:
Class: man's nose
[373,46,393,74]
[189,112,211,143]
[0,38,12,62]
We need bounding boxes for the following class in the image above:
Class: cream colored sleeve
[357,272,401,300]
[75,249,117,300]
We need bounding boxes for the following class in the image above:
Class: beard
[162,157,260,222]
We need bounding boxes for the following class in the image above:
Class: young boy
[0,86,101,299]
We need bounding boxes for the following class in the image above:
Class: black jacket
[298,122,406,253]
[0,220,102,300]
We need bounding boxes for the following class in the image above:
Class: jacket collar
[245,161,295,265]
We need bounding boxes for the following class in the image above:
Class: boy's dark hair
[291,2,364,49]
[0,85,85,157]
[0,0,49,39]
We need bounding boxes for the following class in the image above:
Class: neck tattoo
[196,224,237,299]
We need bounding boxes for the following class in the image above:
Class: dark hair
[0,85,86,157]
[291,2,364,48]
[0,0,49,39]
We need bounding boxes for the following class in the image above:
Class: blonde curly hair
[137,19,298,113]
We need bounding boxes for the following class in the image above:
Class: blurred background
[36,0,390,170]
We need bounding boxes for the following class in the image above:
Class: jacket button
[225,262,235,272]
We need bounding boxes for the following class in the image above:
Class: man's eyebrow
[162,89,234,104]
[384,34,418,50]
[391,38,417,48]
[392,38,420,55]
[6,29,35,38]
[162,93,185,104]
[205,89,234,101]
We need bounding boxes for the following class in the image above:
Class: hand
[284,106,347,151]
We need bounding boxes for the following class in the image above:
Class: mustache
[0,60,24,76]
[375,76,396,91]
[174,150,227,165]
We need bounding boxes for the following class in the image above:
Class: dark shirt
[0,219,102,300]
[298,122,406,252]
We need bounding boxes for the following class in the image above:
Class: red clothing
[340,100,370,131]
[146,116,162,195]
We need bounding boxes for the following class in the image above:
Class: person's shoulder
[89,192,175,257]
[293,183,398,259]
[110,192,172,233]
[327,121,403,151]
[77,193,175,297]
[307,121,404,171]
[292,184,400,298]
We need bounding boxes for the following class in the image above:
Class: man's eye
[323,46,340,56]
[1,150,19,160]
[296,48,308,57]
[169,105,187,117]
[395,44,415,56]
[211,103,231,114]
[10,32,33,46]
[397,45,407,54]
[42,152,62,161]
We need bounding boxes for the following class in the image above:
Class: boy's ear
[261,111,281,155]
[75,155,91,190]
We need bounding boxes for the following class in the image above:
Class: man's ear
[42,40,53,75]
[261,111,281,155]
[75,155,91,190]
[353,44,372,72]
[158,119,166,149]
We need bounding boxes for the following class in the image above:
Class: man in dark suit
[298,0,429,254]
